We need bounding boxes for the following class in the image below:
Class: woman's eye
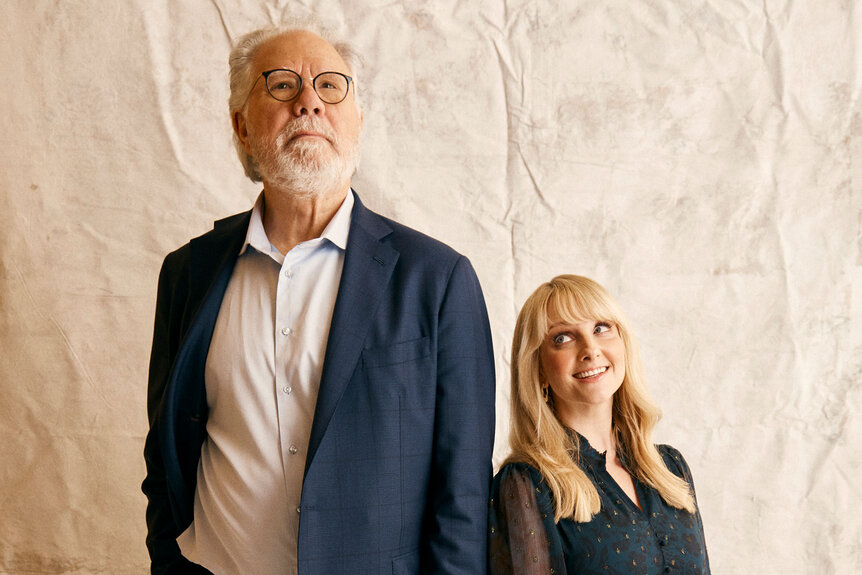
[552,333,572,345]
[594,322,612,334]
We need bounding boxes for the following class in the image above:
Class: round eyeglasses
[260,69,353,104]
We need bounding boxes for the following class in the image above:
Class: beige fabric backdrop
[2,0,860,573]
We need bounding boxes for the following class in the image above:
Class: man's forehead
[254,31,349,73]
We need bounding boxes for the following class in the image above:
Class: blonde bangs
[544,279,625,333]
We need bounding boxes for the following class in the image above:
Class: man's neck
[261,183,349,254]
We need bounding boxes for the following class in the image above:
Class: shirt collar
[240,188,354,258]
[318,188,353,250]
[567,429,604,462]
[566,427,633,468]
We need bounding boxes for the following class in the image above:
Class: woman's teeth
[574,366,607,379]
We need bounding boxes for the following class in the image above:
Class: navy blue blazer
[143,193,496,574]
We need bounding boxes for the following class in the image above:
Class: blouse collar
[565,427,633,469]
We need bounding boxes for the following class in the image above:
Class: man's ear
[232,110,252,154]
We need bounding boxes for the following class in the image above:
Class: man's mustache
[279,117,338,146]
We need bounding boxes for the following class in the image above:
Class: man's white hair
[228,19,362,182]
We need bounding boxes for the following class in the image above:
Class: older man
[142,23,495,575]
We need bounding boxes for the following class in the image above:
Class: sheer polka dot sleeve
[489,463,567,575]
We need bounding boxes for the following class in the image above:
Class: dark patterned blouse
[489,433,709,574]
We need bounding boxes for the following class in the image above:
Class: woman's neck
[558,404,616,454]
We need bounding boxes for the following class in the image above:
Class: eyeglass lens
[265,70,349,104]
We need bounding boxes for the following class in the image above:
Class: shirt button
[289,444,298,454]
[283,386,292,395]
[281,327,292,336]
[284,269,293,278]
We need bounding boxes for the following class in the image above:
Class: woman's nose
[580,338,600,361]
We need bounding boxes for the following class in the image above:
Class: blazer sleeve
[142,250,211,574]
[423,255,496,574]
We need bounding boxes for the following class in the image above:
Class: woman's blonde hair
[507,274,696,522]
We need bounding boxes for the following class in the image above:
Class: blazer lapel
[305,195,398,473]
[166,212,249,395]
[161,211,250,522]
[188,211,251,307]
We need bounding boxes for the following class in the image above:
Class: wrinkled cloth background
[1,0,860,573]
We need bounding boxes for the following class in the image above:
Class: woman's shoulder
[494,460,543,485]
[656,444,694,482]
[491,459,556,515]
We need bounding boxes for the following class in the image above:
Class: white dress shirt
[177,190,353,574]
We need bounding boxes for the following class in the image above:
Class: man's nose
[292,81,323,116]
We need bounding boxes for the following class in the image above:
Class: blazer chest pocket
[361,336,431,368]
[361,337,434,408]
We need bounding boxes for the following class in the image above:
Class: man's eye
[273,82,294,91]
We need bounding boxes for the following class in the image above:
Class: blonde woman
[490,275,709,574]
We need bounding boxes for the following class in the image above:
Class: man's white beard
[252,117,359,199]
